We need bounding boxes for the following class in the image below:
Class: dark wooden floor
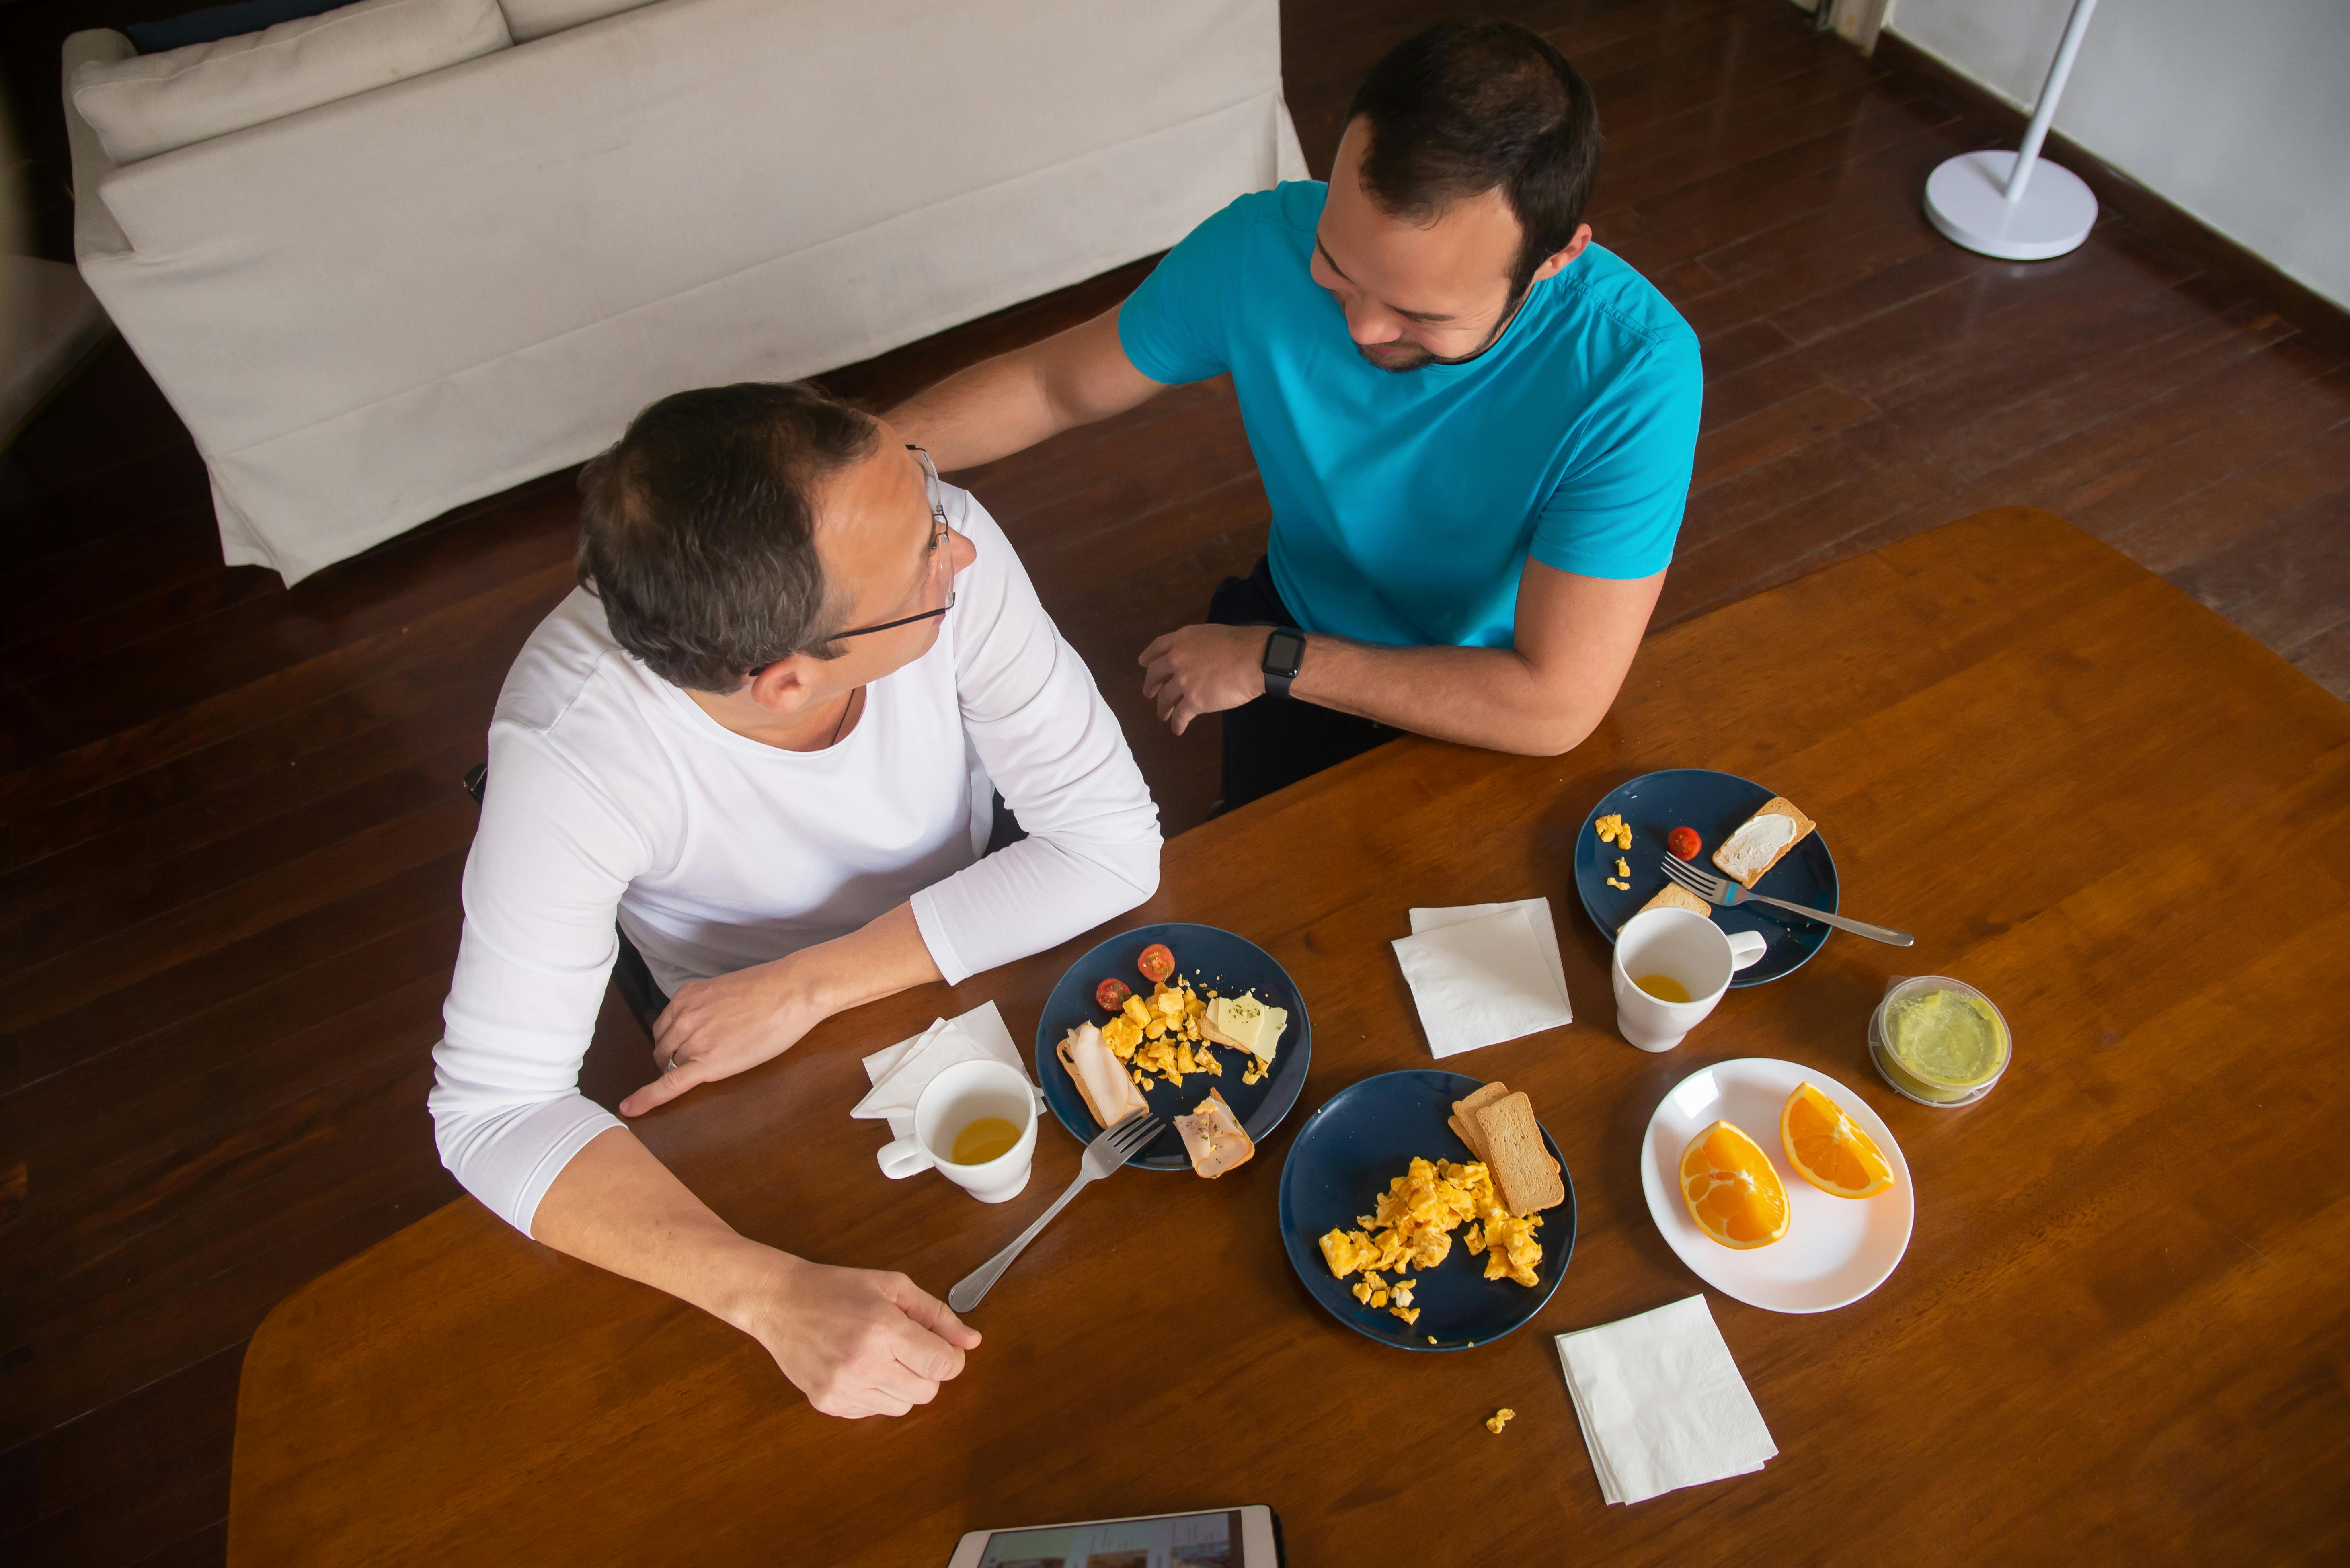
[2,2,2345,1562]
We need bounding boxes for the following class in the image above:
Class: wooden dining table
[226,507,2350,1563]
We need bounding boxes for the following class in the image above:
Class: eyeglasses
[754,446,957,673]
[824,445,957,641]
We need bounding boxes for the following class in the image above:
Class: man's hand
[1138,623,1268,735]
[616,903,943,1118]
[618,954,829,1117]
[742,1254,983,1419]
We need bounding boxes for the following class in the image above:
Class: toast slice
[1474,1092,1565,1215]
[1622,880,1713,932]
[1450,1082,1512,1162]
[1451,1081,1560,1182]
[1710,796,1816,890]
[1454,1113,1564,1183]
[1174,1088,1254,1177]
[1057,1024,1145,1129]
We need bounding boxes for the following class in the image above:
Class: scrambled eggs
[1599,815,1635,888]
[1344,1269,1420,1325]
[1317,1157,1545,1312]
[1100,980,1223,1088]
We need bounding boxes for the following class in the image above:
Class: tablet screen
[976,1508,1242,1568]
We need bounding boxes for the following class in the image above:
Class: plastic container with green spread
[1868,976,2010,1108]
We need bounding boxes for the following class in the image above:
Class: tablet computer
[946,1504,1282,1568]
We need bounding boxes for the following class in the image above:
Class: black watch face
[1266,631,1305,674]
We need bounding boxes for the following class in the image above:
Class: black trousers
[1207,557,1398,812]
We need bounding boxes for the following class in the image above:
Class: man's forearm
[1292,636,1609,756]
[791,902,945,1015]
[1141,567,1657,756]
[887,306,1164,473]
[885,351,1063,473]
[530,1125,786,1336]
[531,1121,982,1420]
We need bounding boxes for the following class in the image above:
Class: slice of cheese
[1204,992,1287,1063]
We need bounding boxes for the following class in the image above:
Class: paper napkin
[1555,1295,1778,1505]
[1408,898,1570,1005]
[1391,899,1572,1058]
[853,1000,1037,1138]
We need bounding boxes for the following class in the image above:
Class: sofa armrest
[61,29,135,260]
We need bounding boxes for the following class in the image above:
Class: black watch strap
[1261,626,1305,699]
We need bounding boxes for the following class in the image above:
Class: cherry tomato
[1667,826,1702,861]
[1137,943,1176,984]
[1095,978,1132,1012]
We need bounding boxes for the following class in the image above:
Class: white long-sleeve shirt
[428,487,1160,1234]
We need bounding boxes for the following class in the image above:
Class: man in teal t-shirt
[890,20,1701,808]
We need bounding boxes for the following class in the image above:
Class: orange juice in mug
[1612,909,1766,1051]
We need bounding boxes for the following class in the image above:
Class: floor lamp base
[1923,150,2098,261]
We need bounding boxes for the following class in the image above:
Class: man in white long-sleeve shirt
[430,381,1160,1419]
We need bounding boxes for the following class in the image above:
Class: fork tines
[1108,1113,1163,1152]
[1659,855,1729,902]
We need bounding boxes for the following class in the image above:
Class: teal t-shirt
[1118,182,1703,650]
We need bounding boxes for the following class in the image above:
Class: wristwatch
[1261,626,1305,699]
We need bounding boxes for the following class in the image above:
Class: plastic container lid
[1868,975,2010,1109]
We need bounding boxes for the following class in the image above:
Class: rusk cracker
[1710,795,1816,889]
[1473,1091,1565,1216]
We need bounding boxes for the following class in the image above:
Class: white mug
[876,1058,1039,1203]
[1612,907,1768,1052]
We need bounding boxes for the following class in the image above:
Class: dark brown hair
[1346,18,1603,298]
[575,381,878,691]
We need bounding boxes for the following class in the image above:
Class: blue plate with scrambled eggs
[1278,1070,1572,1352]
[1574,768,1840,987]
[1033,922,1312,1171]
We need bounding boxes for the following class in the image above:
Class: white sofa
[64,0,1304,583]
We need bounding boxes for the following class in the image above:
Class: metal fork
[1658,855,1915,946]
[948,1110,1164,1313]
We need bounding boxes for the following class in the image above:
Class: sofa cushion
[495,0,655,44]
[127,0,345,54]
[71,0,511,165]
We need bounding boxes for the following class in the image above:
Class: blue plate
[1575,768,1839,987]
[1034,922,1311,1170]
[1277,1070,1572,1352]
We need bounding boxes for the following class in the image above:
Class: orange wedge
[1780,1082,1896,1199]
[1679,1121,1790,1249]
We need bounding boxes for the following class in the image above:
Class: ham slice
[1175,1088,1254,1178]
[1059,1023,1145,1128]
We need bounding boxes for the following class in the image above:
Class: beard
[1354,283,1529,374]
[1356,339,1442,373]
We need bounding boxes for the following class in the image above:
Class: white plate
[1639,1058,1913,1313]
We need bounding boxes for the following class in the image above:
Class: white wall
[1886,0,2350,310]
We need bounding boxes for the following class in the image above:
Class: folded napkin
[1391,898,1572,1058]
[853,1000,1038,1138]
[1555,1295,1777,1505]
